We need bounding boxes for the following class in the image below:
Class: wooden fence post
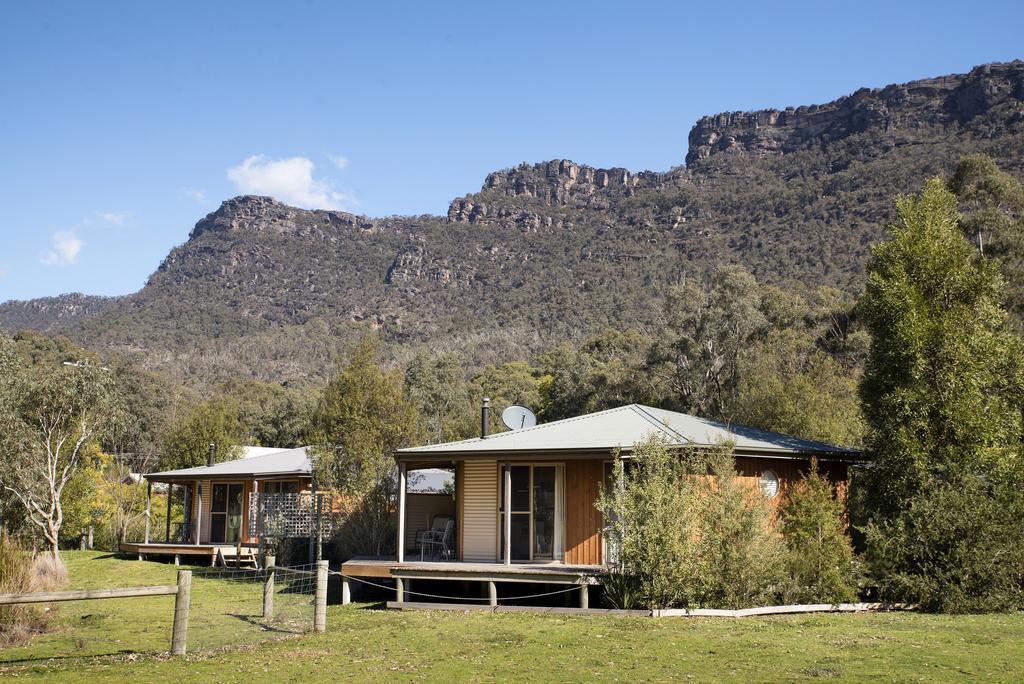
[488,581,497,607]
[314,560,328,633]
[170,570,191,655]
[262,554,275,620]
[579,584,589,609]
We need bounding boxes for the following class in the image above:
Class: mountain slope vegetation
[2,61,1023,387]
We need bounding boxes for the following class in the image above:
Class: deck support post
[397,462,407,563]
[395,577,404,604]
[503,464,512,566]
[579,584,589,609]
[174,554,180,566]
[194,481,202,546]
[144,480,152,543]
[488,581,497,607]
[314,560,328,633]
[341,576,351,605]
[262,554,275,620]
[170,570,192,656]
[165,483,173,542]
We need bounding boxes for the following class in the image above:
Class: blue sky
[1,0,1022,302]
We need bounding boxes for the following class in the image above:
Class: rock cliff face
[686,61,1024,165]
[189,195,378,240]
[448,159,668,224]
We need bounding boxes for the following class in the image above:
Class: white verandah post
[194,481,202,546]
[397,462,407,563]
[165,482,173,543]
[503,463,512,566]
[144,480,152,543]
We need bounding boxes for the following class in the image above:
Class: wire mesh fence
[186,562,319,650]
[0,553,326,668]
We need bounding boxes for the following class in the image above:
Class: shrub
[780,463,858,604]
[866,473,1024,613]
[0,535,55,645]
[597,437,785,610]
[690,451,786,609]
[597,437,700,609]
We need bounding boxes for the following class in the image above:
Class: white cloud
[100,211,129,226]
[41,230,84,266]
[227,155,353,210]
[326,153,349,170]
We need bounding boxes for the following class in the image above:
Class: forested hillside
[2,61,1023,388]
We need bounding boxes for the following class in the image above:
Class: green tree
[731,327,863,446]
[0,358,119,560]
[471,361,542,434]
[218,378,314,448]
[649,266,767,418]
[539,328,659,421]
[949,154,1024,325]
[160,398,243,470]
[780,463,858,604]
[308,339,421,556]
[858,178,1024,611]
[404,351,474,443]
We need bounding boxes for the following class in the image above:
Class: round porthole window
[760,470,780,498]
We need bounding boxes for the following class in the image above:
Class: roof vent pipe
[208,442,216,467]
[481,398,490,439]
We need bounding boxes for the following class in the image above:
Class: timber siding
[734,456,849,507]
[460,460,498,562]
[565,459,604,565]
[404,494,456,551]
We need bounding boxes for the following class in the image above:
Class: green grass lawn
[2,552,1023,682]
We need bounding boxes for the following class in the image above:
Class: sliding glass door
[500,465,564,562]
[210,483,244,544]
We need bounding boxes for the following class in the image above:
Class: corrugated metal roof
[148,446,312,480]
[396,404,858,457]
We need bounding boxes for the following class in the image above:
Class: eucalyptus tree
[308,338,421,557]
[0,352,119,561]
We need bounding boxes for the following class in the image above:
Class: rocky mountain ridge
[686,61,1024,165]
[2,61,1022,386]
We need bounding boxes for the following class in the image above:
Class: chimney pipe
[207,443,216,467]
[481,398,490,439]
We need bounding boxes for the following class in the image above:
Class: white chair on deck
[420,518,455,561]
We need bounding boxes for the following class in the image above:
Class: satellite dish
[502,405,537,430]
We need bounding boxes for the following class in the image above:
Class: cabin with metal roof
[119,447,316,565]
[120,446,454,566]
[341,403,860,609]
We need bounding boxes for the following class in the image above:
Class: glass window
[760,470,780,498]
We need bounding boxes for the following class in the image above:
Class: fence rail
[0,585,178,605]
[0,570,193,655]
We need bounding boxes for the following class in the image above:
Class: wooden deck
[340,557,608,584]
[120,542,219,557]
[119,542,258,567]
